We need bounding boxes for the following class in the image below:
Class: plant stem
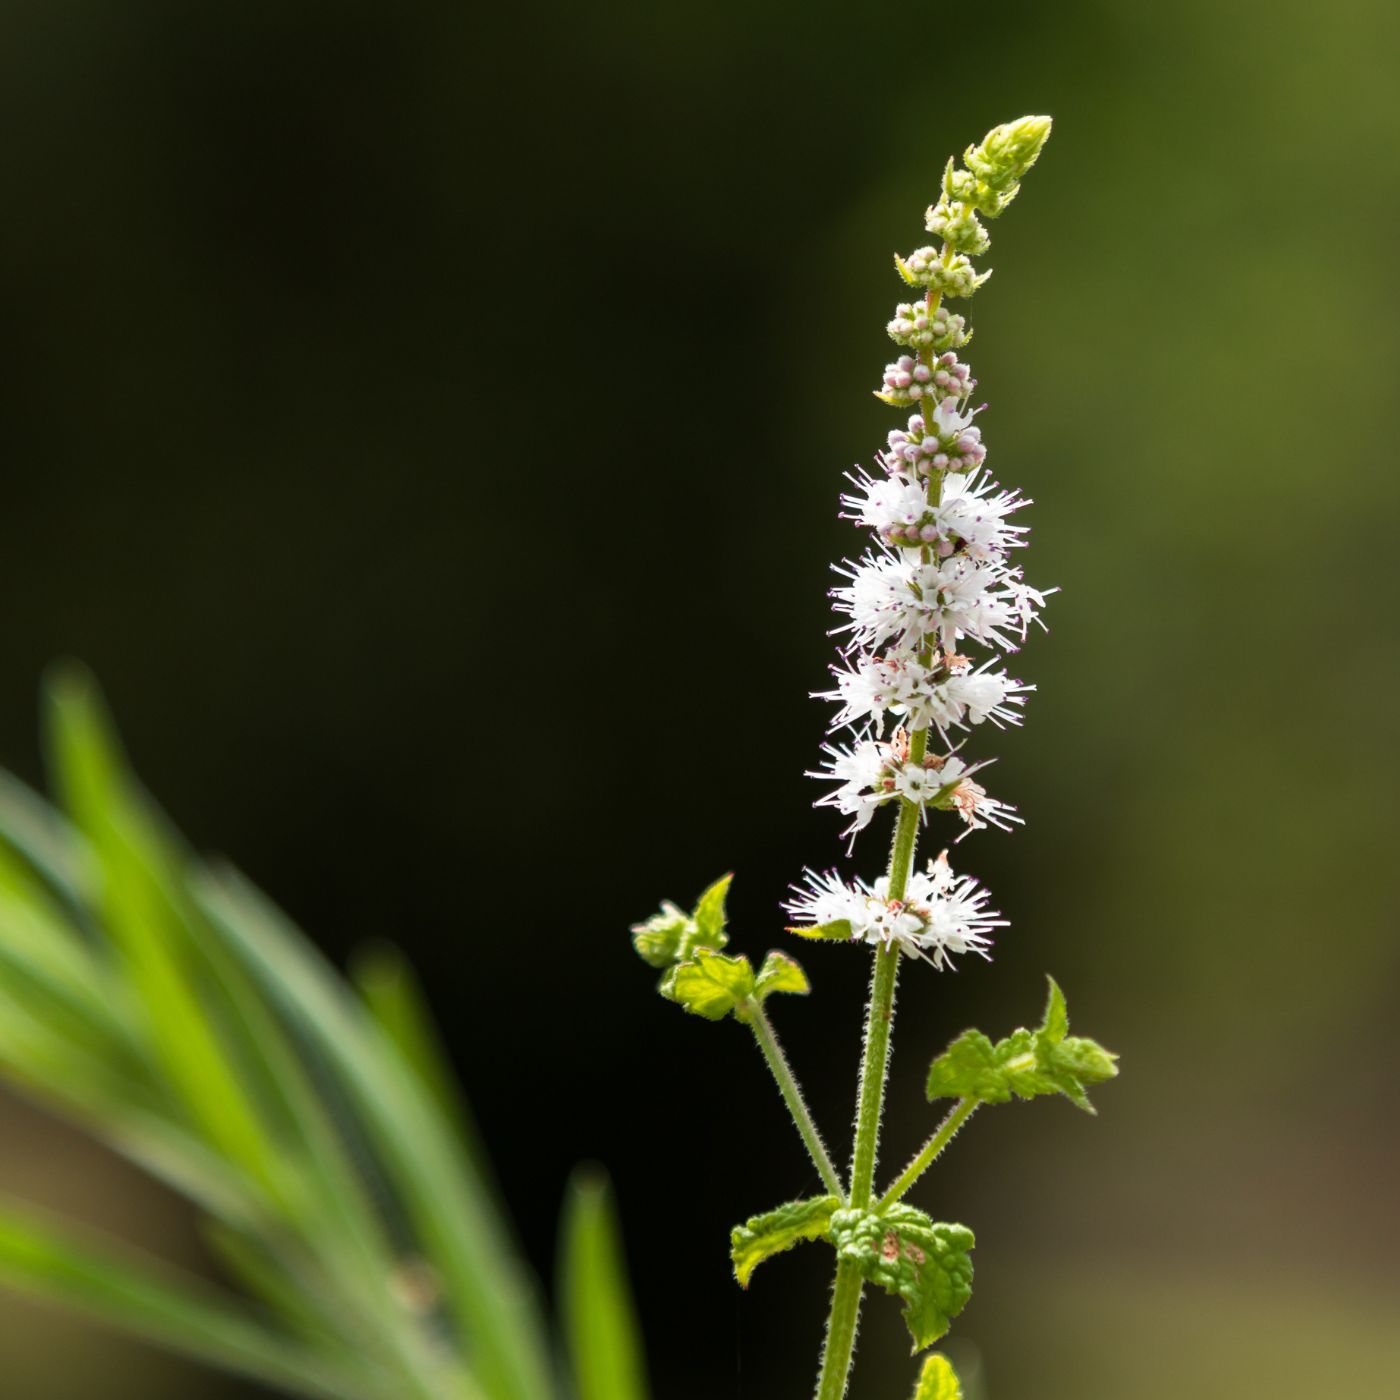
[744,1000,843,1197]
[813,777,926,1400]
[876,1097,978,1211]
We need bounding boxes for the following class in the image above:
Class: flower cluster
[885,303,969,353]
[787,116,1055,970]
[786,853,1005,970]
[809,729,1021,843]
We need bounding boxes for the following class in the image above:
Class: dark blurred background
[2,1,1398,1396]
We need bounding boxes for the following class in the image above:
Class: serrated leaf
[754,951,809,1002]
[924,1031,1008,1104]
[785,918,853,942]
[830,1204,974,1352]
[729,1196,839,1288]
[912,1353,962,1400]
[926,977,1118,1113]
[893,253,917,286]
[663,950,755,1021]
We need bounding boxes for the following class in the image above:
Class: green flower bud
[885,301,970,353]
[895,248,991,299]
[924,199,989,256]
[963,114,1052,193]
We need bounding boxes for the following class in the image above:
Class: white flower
[784,851,1004,969]
[927,754,1023,837]
[811,737,1020,845]
[831,552,1045,660]
[943,662,1033,730]
[820,650,933,733]
[841,471,932,540]
[821,651,1032,738]
[807,739,891,837]
[934,472,1029,561]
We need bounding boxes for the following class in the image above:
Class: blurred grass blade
[0,985,265,1228]
[352,940,495,1186]
[43,670,284,1195]
[194,864,555,1400]
[0,1195,376,1400]
[0,769,90,908]
[559,1167,650,1400]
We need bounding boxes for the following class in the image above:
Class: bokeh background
[2,1,1398,1396]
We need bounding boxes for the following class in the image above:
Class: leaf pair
[730,1198,974,1353]
[633,876,810,1023]
[926,977,1118,1113]
[630,874,733,968]
[662,948,809,1022]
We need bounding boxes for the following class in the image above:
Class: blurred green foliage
[0,670,650,1399]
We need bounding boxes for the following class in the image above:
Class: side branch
[876,1097,979,1211]
[745,1000,844,1198]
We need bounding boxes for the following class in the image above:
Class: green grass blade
[195,864,555,1400]
[559,1167,650,1400]
[43,671,285,1195]
[0,1195,380,1400]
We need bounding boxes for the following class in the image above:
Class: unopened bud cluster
[876,356,975,409]
[787,115,1054,971]
[885,303,968,353]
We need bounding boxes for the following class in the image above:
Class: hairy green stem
[745,1000,843,1197]
[814,771,926,1400]
[876,1097,979,1211]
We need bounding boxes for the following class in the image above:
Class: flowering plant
[632,114,1119,1399]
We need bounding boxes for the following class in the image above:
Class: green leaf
[559,1167,650,1400]
[729,1196,839,1288]
[629,901,691,969]
[830,1204,974,1352]
[691,873,732,949]
[923,1031,1009,1104]
[0,1195,366,1400]
[1042,975,1069,1042]
[926,977,1118,1113]
[754,950,809,1002]
[662,949,755,1020]
[785,918,853,942]
[912,1353,962,1400]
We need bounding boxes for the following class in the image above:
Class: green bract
[729,1196,840,1288]
[786,916,854,942]
[829,1205,974,1352]
[925,978,1118,1113]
